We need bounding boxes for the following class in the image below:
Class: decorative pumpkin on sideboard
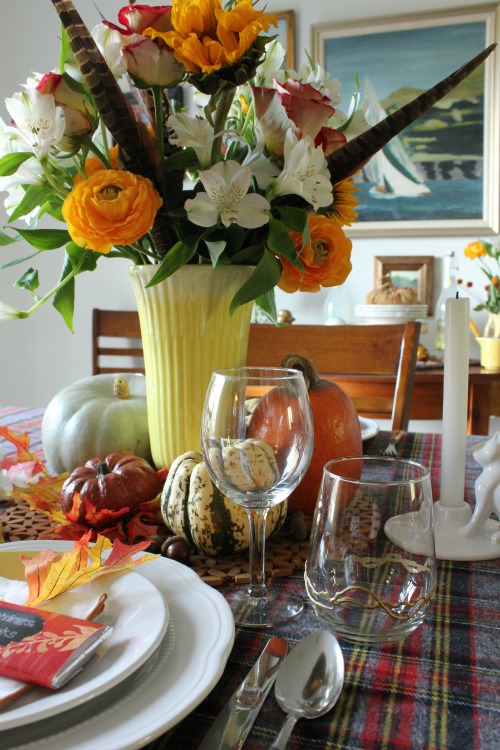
[42,374,151,474]
[161,451,287,556]
[248,354,362,516]
[61,451,163,528]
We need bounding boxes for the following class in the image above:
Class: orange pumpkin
[279,354,362,515]
[61,451,162,528]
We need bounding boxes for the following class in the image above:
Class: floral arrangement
[0,0,493,329]
[461,239,500,316]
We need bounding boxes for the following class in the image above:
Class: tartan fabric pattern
[0,409,498,749]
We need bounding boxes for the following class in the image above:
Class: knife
[196,636,288,750]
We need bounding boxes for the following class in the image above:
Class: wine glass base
[226,588,304,628]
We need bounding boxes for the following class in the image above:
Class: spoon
[269,630,344,750]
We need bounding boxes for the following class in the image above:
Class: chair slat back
[92,309,144,375]
[246,322,421,430]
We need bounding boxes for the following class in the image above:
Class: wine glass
[201,366,314,628]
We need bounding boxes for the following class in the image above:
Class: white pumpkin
[41,374,151,474]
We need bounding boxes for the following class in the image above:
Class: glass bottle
[435,251,460,354]
[323,284,352,325]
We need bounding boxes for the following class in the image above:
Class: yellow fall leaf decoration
[22,534,156,607]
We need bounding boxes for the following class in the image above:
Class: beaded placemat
[1,496,378,587]
[0,501,310,586]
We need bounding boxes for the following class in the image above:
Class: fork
[380,430,405,456]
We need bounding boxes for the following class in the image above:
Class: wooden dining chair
[246,321,421,431]
[92,308,144,375]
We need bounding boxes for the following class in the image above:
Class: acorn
[161,535,192,564]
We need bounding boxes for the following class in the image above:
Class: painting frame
[311,6,500,237]
[276,11,295,69]
[373,256,435,313]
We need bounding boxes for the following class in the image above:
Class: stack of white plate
[354,304,428,324]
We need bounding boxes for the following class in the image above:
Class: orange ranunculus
[152,0,276,74]
[73,146,120,187]
[62,169,163,254]
[277,214,352,293]
[464,240,488,259]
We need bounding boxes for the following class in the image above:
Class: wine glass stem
[246,507,269,598]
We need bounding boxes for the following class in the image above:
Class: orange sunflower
[149,0,276,74]
[327,176,359,227]
[277,214,353,294]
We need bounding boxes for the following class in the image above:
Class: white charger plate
[359,416,380,441]
[1,541,235,750]
[0,546,168,732]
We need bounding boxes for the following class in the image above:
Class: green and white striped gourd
[161,450,287,556]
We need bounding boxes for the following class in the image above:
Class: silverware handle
[269,713,299,750]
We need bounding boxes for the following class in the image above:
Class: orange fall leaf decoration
[0,428,165,544]
[22,533,155,607]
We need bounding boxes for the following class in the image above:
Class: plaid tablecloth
[1,408,499,750]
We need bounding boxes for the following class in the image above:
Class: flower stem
[152,86,165,190]
[211,86,236,164]
[21,251,89,318]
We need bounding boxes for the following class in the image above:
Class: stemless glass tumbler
[201,367,314,628]
[305,457,436,644]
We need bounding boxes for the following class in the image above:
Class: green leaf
[53,272,75,332]
[147,237,200,286]
[8,184,52,223]
[15,267,39,295]
[254,290,278,323]
[66,242,100,273]
[205,240,227,265]
[229,249,281,313]
[15,228,71,251]
[0,227,19,247]
[0,152,33,177]
[277,206,309,234]
[163,147,199,172]
[267,217,303,270]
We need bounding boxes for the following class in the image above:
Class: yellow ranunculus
[277,214,352,294]
[464,240,488,259]
[62,169,163,254]
[151,0,276,74]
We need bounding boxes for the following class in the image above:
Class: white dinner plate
[0,545,168,732]
[359,416,380,441]
[1,541,235,750]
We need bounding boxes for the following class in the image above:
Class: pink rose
[122,37,184,88]
[117,5,173,34]
[36,73,94,138]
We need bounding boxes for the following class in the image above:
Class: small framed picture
[275,11,295,69]
[374,256,435,313]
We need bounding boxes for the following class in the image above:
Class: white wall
[0,0,496,409]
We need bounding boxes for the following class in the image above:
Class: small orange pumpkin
[61,451,162,528]
[279,354,362,515]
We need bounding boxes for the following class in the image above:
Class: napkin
[0,576,110,706]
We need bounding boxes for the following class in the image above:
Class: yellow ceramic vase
[128,264,253,469]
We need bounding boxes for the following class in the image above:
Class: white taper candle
[440,295,470,507]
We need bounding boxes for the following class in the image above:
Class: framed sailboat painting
[312,6,499,236]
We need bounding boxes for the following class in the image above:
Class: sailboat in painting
[363,79,431,199]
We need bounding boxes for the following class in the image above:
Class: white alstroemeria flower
[0,300,24,321]
[5,89,65,157]
[241,126,279,190]
[267,131,333,210]
[0,119,44,199]
[254,40,286,86]
[185,160,271,229]
[167,113,215,168]
[0,470,13,500]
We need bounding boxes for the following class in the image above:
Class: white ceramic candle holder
[432,433,500,561]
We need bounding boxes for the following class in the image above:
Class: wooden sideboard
[327,365,500,435]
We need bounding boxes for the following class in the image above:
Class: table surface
[0,407,499,750]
